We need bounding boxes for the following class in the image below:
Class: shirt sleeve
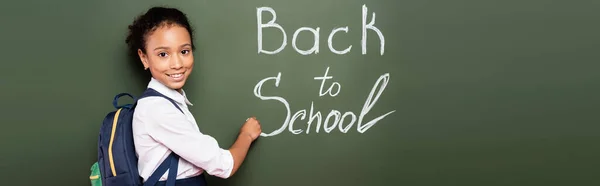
[139,97,234,179]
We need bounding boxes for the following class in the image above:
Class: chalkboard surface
[1,0,599,185]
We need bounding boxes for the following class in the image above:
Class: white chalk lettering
[361,4,385,55]
[338,112,357,133]
[307,102,322,134]
[256,5,384,55]
[357,73,395,133]
[314,67,341,97]
[324,110,342,133]
[292,27,320,55]
[289,110,306,134]
[253,71,395,137]
[257,7,287,54]
[253,72,291,137]
[328,27,352,54]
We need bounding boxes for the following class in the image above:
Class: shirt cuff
[218,149,234,179]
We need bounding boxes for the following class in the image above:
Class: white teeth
[169,73,182,78]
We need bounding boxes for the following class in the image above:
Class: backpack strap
[138,88,184,113]
[137,88,184,186]
[143,153,179,186]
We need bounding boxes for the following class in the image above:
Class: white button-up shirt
[132,78,234,181]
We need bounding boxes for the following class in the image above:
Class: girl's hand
[240,116,262,140]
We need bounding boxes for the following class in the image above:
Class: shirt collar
[147,77,194,106]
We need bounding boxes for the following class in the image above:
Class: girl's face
[138,24,194,92]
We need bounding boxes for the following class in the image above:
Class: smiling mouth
[167,72,184,78]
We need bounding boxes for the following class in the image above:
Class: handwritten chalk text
[257,5,385,55]
[314,67,341,97]
[254,68,395,137]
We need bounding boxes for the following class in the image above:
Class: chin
[157,78,185,90]
[167,82,186,90]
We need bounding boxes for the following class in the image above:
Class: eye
[158,52,168,57]
[181,50,190,55]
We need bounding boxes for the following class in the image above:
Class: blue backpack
[92,88,183,186]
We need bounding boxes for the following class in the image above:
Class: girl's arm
[137,98,261,179]
[228,117,262,177]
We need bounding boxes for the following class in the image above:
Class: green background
[1,0,599,185]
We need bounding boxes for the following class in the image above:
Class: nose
[170,56,183,69]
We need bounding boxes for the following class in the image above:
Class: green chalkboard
[1,0,599,185]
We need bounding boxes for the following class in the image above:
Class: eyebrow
[153,44,192,51]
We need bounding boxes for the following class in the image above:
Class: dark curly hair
[125,6,195,58]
